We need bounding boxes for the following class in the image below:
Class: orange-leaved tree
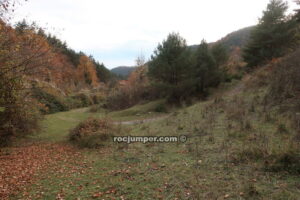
[0,19,52,145]
[76,55,99,88]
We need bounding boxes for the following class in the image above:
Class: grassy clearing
[107,99,169,121]
[31,108,97,142]
[31,100,168,142]
[15,81,300,199]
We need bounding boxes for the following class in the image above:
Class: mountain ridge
[110,66,137,77]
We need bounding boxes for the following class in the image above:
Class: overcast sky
[12,0,298,69]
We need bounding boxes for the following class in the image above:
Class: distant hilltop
[190,26,255,51]
[110,66,137,78]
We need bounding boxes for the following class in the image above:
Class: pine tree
[211,43,229,67]
[295,0,300,22]
[148,33,193,103]
[148,33,190,86]
[243,0,299,68]
[193,40,220,94]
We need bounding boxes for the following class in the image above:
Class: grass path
[114,114,170,125]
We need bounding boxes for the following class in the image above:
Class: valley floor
[1,81,300,200]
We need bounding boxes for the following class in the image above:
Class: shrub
[91,93,104,104]
[69,118,117,148]
[266,49,300,113]
[225,73,243,82]
[64,97,83,109]
[233,145,268,163]
[89,105,103,113]
[105,84,157,111]
[154,103,168,113]
[105,90,132,110]
[166,82,200,105]
[31,88,69,114]
[265,147,300,174]
[72,93,94,107]
[225,96,247,129]
[0,99,42,146]
[277,123,289,134]
[242,183,260,198]
[64,93,104,110]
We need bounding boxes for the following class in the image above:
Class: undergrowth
[69,117,121,148]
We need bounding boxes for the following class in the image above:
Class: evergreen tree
[94,61,113,83]
[148,33,193,103]
[296,0,300,22]
[211,43,229,67]
[193,40,220,94]
[15,19,36,33]
[243,0,299,68]
[148,33,190,86]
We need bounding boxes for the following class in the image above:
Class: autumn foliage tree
[126,60,149,100]
[76,55,99,88]
[0,23,98,144]
[105,54,151,110]
[0,1,113,145]
[0,18,54,145]
[14,20,101,91]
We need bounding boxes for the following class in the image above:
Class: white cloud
[12,0,298,68]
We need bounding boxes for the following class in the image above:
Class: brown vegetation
[0,142,84,199]
[69,118,119,148]
[105,66,157,110]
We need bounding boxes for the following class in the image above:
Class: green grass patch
[107,99,168,121]
[31,100,169,142]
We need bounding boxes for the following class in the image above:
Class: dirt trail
[227,75,251,97]
[114,115,170,125]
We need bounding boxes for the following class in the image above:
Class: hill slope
[219,26,255,50]
[111,66,137,77]
[190,26,255,51]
